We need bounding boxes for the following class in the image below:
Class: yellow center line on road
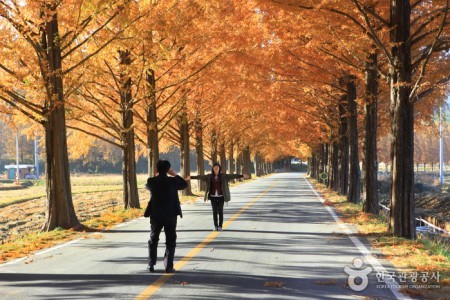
[135,183,277,299]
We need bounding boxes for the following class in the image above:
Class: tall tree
[346,76,361,203]
[0,0,131,230]
[362,51,379,214]
[118,49,139,208]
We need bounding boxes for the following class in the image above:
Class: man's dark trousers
[148,216,177,269]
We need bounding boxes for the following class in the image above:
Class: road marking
[135,183,277,299]
[304,178,411,300]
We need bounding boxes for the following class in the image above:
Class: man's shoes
[218,226,222,231]
[165,268,175,273]
[147,264,155,272]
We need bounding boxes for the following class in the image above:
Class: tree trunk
[362,52,379,214]
[307,157,311,176]
[228,141,235,176]
[219,143,227,173]
[237,148,243,175]
[146,69,159,177]
[347,76,361,203]
[329,140,339,191]
[194,116,206,191]
[119,50,139,209]
[309,155,314,178]
[319,144,325,177]
[311,152,317,179]
[338,94,349,196]
[242,146,252,177]
[42,11,80,231]
[122,144,130,208]
[254,152,262,176]
[210,129,218,164]
[388,0,415,239]
[323,143,329,179]
[179,102,193,196]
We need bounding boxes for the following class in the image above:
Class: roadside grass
[0,186,128,208]
[0,175,149,208]
[1,227,81,263]
[0,208,144,263]
[311,180,449,298]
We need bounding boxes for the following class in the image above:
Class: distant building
[4,164,36,180]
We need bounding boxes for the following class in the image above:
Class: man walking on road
[145,160,187,273]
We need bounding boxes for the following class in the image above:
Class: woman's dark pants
[210,196,225,227]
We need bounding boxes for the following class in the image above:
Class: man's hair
[157,160,171,174]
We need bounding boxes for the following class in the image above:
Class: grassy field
[0,174,150,208]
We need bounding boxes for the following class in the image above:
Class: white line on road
[0,217,141,267]
[305,178,412,300]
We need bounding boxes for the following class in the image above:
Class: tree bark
[194,116,206,191]
[210,129,218,164]
[146,69,159,177]
[328,140,339,191]
[179,101,193,196]
[42,10,80,231]
[388,0,415,239]
[319,144,325,177]
[237,154,243,175]
[254,152,262,176]
[228,141,235,176]
[347,76,361,203]
[242,146,252,177]
[219,143,227,173]
[338,94,349,196]
[362,52,379,214]
[119,49,139,209]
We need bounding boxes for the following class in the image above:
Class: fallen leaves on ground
[264,281,284,288]
[314,279,337,285]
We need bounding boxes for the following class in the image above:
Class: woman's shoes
[165,268,176,273]
[213,226,223,231]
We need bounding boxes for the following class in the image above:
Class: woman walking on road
[187,163,249,231]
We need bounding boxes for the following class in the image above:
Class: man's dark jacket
[145,174,187,219]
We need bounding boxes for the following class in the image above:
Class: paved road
[0,173,406,299]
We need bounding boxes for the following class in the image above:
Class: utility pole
[35,133,40,178]
[15,132,20,183]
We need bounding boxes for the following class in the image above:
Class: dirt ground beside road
[0,189,149,243]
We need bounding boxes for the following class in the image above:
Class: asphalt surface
[0,173,407,299]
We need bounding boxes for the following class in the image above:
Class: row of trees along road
[258,0,450,239]
[0,1,449,240]
[4,120,450,175]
